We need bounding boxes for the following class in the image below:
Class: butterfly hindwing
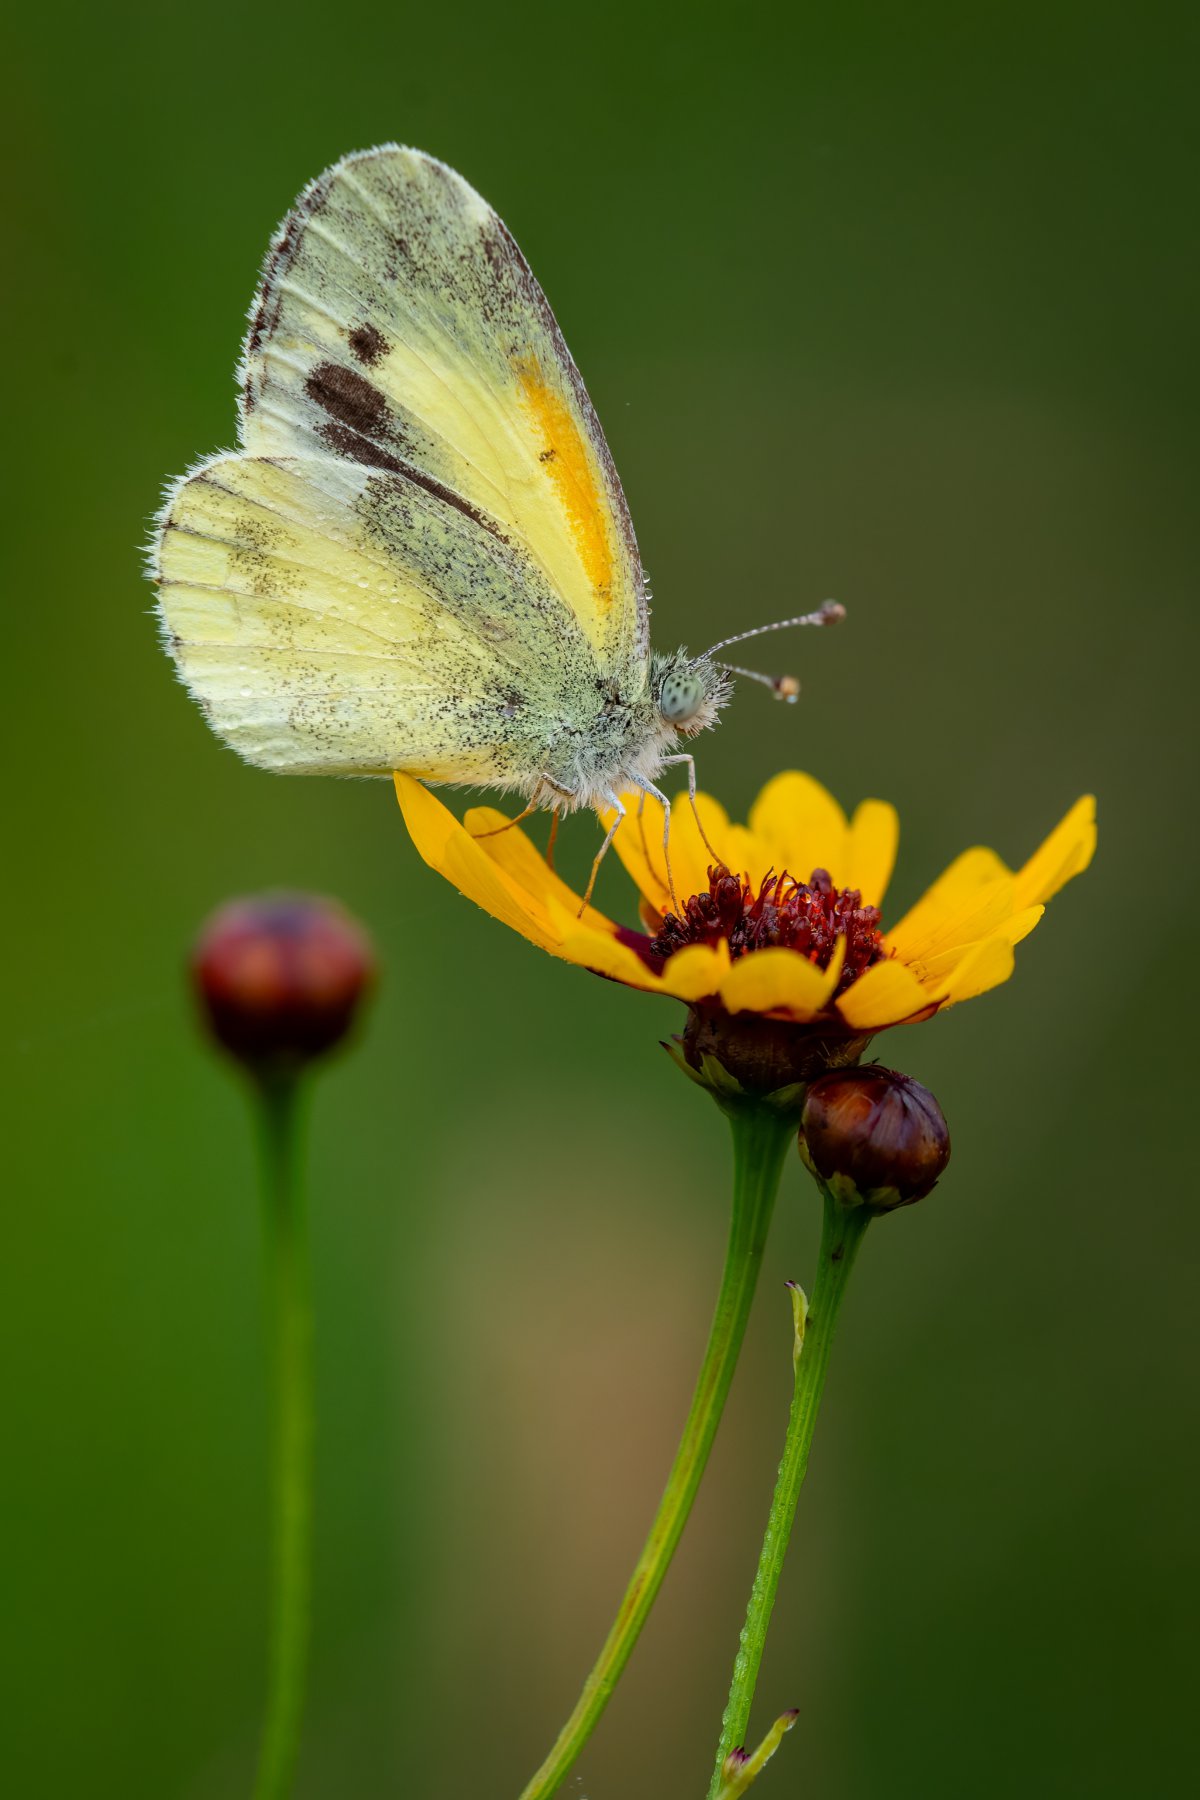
[239,145,647,673]
[155,451,598,779]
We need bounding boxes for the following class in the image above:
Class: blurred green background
[5,2,1197,1795]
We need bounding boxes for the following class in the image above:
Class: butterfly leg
[536,775,576,871]
[632,777,680,914]
[636,789,653,877]
[660,753,724,865]
[469,800,542,839]
[578,792,627,917]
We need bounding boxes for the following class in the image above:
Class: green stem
[251,1074,313,1800]
[708,1187,870,1796]
[517,1102,794,1800]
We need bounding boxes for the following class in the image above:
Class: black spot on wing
[305,361,391,437]
[304,361,412,472]
[348,323,389,366]
[317,422,406,473]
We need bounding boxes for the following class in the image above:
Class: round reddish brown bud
[799,1066,950,1211]
[191,894,376,1071]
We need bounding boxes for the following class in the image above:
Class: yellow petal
[835,957,933,1030]
[933,934,1016,1006]
[749,771,848,883]
[464,804,612,933]
[718,943,843,1020]
[917,903,1047,986]
[394,775,560,952]
[886,848,1012,957]
[719,824,762,884]
[845,799,900,907]
[1004,903,1045,947]
[1013,795,1097,909]
[661,941,730,1003]
[554,922,673,992]
[550,898,726,1001]
[891,876,1018,972]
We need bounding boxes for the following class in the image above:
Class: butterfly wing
[154,450,596,778]
[238,144,647,674]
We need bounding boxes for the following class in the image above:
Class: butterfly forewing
[238,145,647,672]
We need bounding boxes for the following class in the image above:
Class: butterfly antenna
[705,600,845,702]
[722,663,804,702]
[702,599,845,660]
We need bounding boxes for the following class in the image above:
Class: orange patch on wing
[517,363,613,604]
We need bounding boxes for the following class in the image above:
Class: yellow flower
[394,770,1094,1035]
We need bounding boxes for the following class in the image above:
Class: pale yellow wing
[153,451,595,779]
[239,145,647,673]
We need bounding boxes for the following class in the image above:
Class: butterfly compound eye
[659,671,706,724]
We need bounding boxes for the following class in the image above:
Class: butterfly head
[651,651,732,739]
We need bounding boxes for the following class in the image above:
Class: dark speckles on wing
[354,469,580,677]
[390,464,507,540]
[243,169,335,410]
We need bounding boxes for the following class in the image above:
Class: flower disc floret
[651,866,886,996]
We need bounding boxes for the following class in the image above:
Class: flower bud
[676,1006,874,1114]
[191,893,376,1072]
[798,1066,949,1210]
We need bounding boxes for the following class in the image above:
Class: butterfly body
[152,146,729,813]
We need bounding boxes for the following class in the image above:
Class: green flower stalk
[517,1093,795,1800]
[708,1067,950,1794]
[191,894,375,1800]
[251,1071,312,1800]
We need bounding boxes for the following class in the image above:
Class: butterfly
[151,146,840,898]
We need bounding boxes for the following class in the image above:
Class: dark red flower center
[648,866,887,996]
